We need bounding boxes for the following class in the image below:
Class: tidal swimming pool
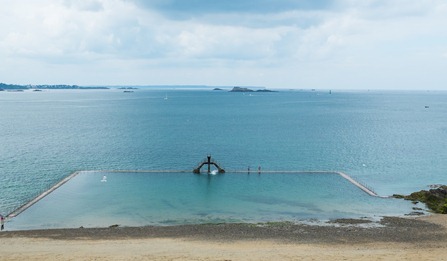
[8,171,418,230]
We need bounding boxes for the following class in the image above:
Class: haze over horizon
[1,0,446,90]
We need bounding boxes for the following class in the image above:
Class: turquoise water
[1,89,447,228]
[9,171,415,230]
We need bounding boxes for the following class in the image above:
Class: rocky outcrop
[230,87,254,92]
[256,89,277,92]
[394,185,447,214]
[229,87,278,92]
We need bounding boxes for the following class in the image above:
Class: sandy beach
[1,215,446,260]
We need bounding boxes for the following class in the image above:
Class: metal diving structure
[193,155,225,174]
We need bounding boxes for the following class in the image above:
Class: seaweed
[394,186,447,214]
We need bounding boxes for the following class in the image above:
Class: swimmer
[1,214,4,231]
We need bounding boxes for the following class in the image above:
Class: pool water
[8,171,417,230]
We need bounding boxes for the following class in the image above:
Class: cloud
[0,1,166,62]
[0,0,446,89]
[0,0,324,63]
[63,0,104,12]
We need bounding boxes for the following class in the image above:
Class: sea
[1,88,446,229]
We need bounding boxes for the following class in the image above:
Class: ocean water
[1,88,447,228]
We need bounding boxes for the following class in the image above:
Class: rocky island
[229,86,277,92]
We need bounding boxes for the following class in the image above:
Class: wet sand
[1,215,446,260]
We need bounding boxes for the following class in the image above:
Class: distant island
[0,83,279,92]
[0,83,109,90]
[229,86,277,92]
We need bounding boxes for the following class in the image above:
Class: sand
[1,215,446,260]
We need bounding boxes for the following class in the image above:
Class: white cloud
[63,0,104,12]
[0,0,446,89]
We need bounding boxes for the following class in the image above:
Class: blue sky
[0,0,446,89]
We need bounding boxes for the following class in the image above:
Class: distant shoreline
[0,82,108,90]
[2,83,447,92]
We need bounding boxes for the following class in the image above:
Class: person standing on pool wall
[0,214,4,231]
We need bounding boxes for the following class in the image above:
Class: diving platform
[193,155,225,174]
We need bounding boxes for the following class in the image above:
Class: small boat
[425,105,429,109]
[164,94,168,100]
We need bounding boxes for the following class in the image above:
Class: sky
[0,0,446,90]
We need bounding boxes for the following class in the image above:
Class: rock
[394,185,447,214]
[230,87,254,92]
[256,89,277,92]
[405,211,425,216]
[327,218,373,225]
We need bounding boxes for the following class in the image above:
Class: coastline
[1,214,446,260]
